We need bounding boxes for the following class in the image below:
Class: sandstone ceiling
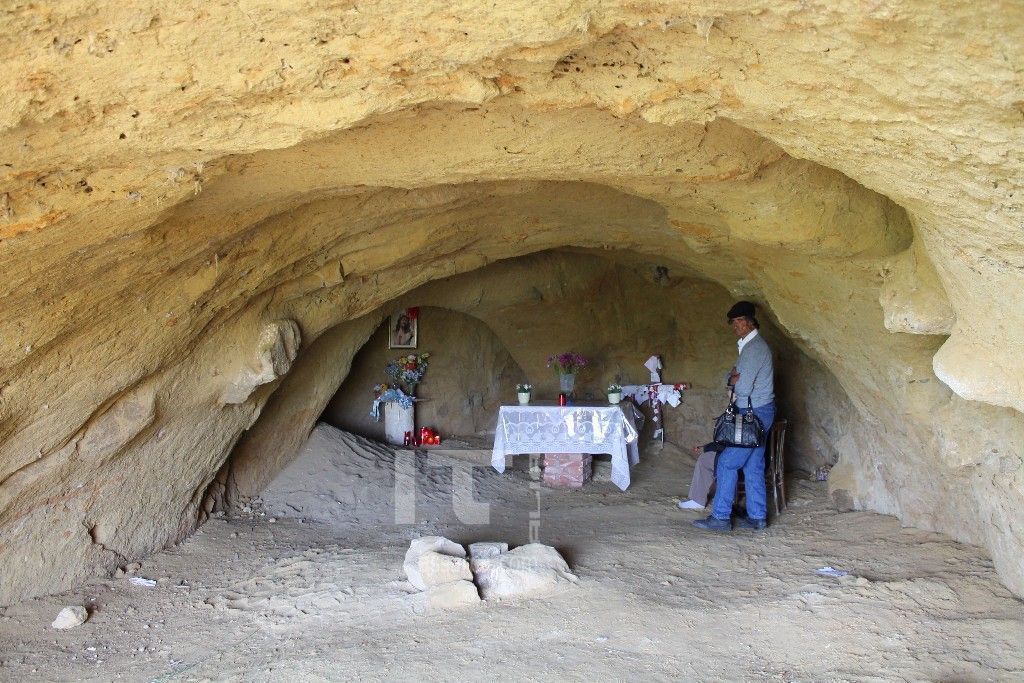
[0,2,1021,603]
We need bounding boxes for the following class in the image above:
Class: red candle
[558,393,567,406]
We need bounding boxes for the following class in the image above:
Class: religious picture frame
[388,307,418,349]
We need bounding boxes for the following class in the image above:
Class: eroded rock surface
[0,2,1022,603]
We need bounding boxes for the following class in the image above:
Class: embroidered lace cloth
[491,404,640,490]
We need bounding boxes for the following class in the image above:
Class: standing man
[693,301,776,532]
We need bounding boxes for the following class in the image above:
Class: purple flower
[548,351,588,374]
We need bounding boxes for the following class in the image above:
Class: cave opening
[214,247,858,535]
[2,6,1022,672]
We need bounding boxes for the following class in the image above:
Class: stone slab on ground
[403,536,466,591]
[472,543,578,601]
[417,551,473,587]
[51,606,88,630]
[468,542,508,559]
[427,580,481,609]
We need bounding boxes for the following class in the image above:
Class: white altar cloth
[491,404,640,490]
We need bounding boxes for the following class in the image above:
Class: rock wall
[323,307,526,439]
[0,3,1022,603]
[323,251,853,471]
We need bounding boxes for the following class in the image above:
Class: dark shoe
[736,516,767,531]
[692,516,732,532]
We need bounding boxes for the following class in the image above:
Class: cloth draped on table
[491,405,640,490]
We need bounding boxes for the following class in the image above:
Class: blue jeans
[711,402,776,521]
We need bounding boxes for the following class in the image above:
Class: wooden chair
[725,419,788,517]
[766,420,788,515]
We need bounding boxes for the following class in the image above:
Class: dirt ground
[1,424,1022,682]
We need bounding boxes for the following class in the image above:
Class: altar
[490,403,640,490]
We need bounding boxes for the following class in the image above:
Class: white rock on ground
[427,580,481,610]
[50,606,88,630]
[468,542,508,559]
[417,551,473,588]
[471,543,578,601]
[403,536,466,591]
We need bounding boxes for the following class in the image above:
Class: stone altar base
[543,453,593,489]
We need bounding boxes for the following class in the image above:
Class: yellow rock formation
[0,2,1021,603]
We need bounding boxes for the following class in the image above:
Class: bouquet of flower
[370,382,416,419]
[385,352,430,394]
[547,352,588,375]
[606,383,622,393]
[516,383,533,393]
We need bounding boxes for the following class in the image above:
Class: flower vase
[517,391,531,405]
[559,373,576,396]
[384,401,415,446]
[607,391,622,404]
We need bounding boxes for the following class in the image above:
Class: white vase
[608,392,621,404]
[517,392,531,405]
[384,402,415,445]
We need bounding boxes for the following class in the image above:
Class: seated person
[677,442,724,510]
[678,380,736,510]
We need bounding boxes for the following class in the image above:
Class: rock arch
[1,4,1021,603]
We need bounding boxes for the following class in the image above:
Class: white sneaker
[677,499,705,510]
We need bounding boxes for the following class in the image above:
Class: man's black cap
[727,301,756,321]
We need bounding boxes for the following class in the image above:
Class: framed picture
[388,307,418,349]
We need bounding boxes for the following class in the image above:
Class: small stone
[427,580,481,609]
[472,543,577,600]
[403,536,466,591]
[468,542,508,559]
[113,568,125,578]
[418,551,472,587]
[51,606,88,630]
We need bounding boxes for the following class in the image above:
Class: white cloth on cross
[621,383,684,407]
[643,355,663,383]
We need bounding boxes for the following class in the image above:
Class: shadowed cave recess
[0,3,1022,609]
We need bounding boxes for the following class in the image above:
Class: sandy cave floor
[1,424,1023,682]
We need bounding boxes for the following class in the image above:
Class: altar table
[490,404,640,490]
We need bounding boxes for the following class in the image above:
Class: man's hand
[728,369,740,386]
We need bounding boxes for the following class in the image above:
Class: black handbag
[713,393,765,448]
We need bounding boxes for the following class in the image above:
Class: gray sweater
[730,333,775,408]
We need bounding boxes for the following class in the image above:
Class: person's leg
[688,450,717,506]
[710,446,748,520]
[741,403,776,522]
